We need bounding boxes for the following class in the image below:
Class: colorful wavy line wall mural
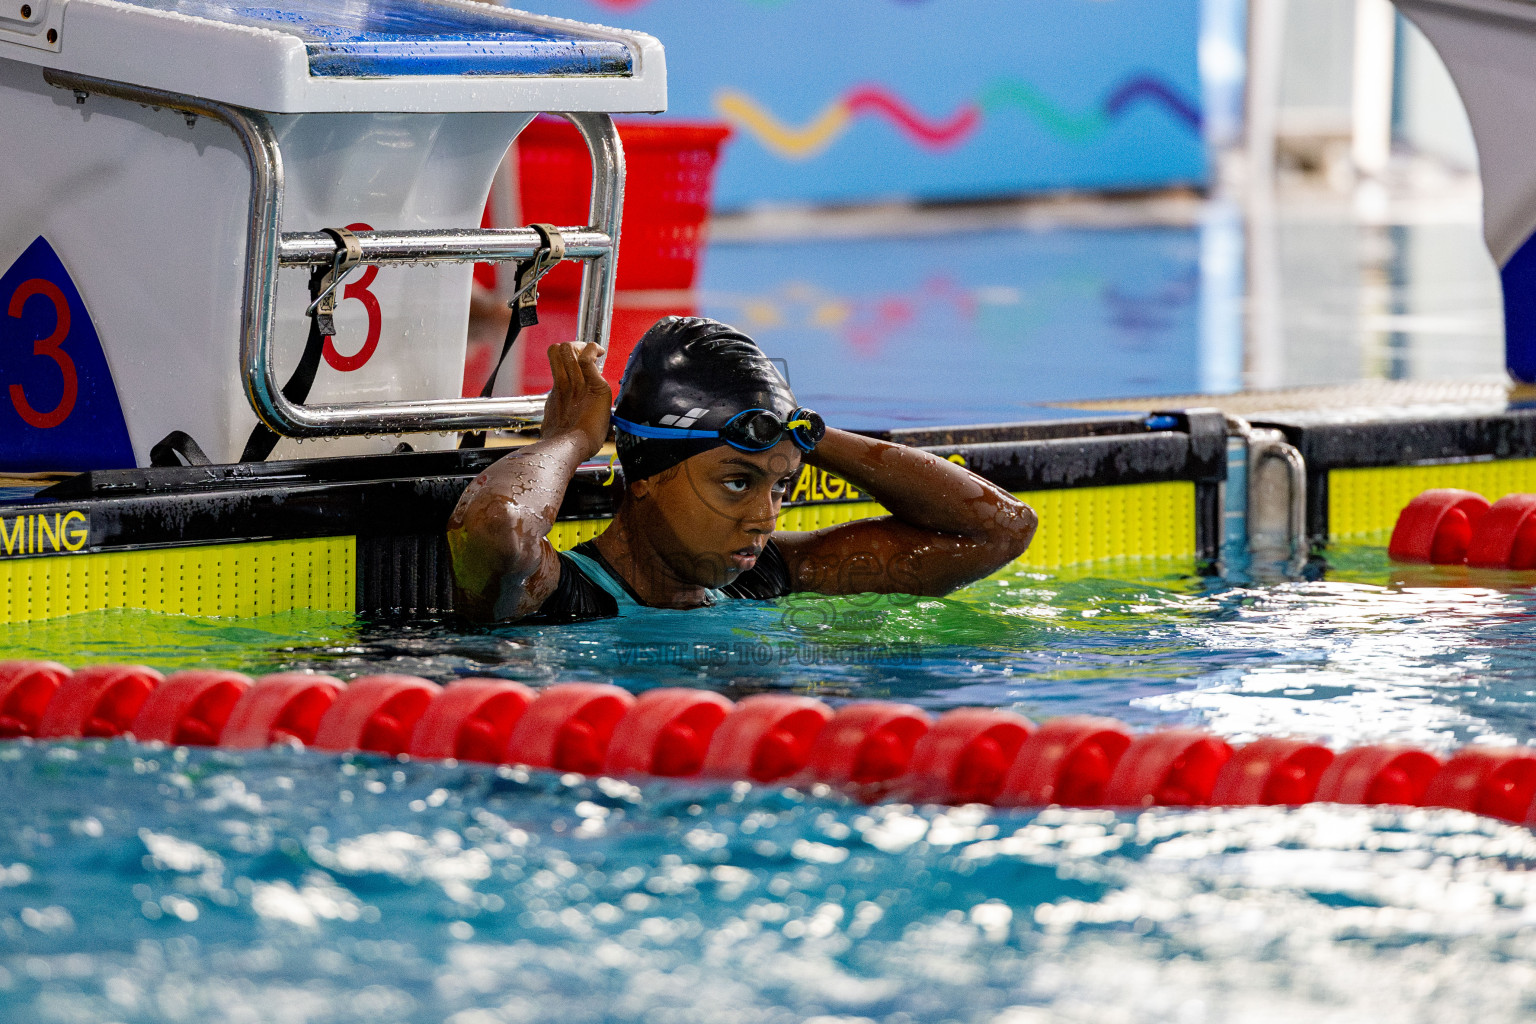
[519,0,1205,205]
[591,0,941,7]
[715,76,1202,160]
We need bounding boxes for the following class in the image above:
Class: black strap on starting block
[242,227,362,463]
[461,223,565,450]
[149,430,212,467]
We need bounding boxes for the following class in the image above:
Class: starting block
[0,0,664,469]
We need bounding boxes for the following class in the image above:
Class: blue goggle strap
[610,414,720,441]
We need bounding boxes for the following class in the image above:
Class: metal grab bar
[45,70,625,439]
[1249,432,1306,566]
[278,227,614,267]
[1226,416,1307,573]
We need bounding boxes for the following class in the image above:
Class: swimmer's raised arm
[773,428,1037,597]
[447,342,611,621]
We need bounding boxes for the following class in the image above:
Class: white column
[1245,0,1288,388]
[1352,0,1397,179]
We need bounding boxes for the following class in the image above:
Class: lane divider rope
[1391,488,1536,569]
[2,660,1532,824]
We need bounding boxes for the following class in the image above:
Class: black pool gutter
[0,411,1231,615]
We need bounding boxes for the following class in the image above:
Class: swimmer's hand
[540,341,611,459]
[449,341,609,621]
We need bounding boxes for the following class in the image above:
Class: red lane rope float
[221,672,343,749]
[20,659,1536,826]
[1390,489,1536,570]
[131,670,252,746]
[35,665,163,739]
[1388,489,1491,564]
[806,702,931,788]
[701,694,832,782]
[605,688,734,777]
[0,660,70,738]
[1313,745,1442,806]
[409,679,535,763]
[1209,737,1335,805]
[998,716,1133,807]
[504,683,634,774]
[1102,729,1234,808]
[312,675,440,757]
[901,708,1035,805]
[1423,747,1536,824]
[1468,493,1536,570]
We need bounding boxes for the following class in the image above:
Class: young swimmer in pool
[448,317,1037,621]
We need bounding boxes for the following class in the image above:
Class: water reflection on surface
[4,743,1536,1023]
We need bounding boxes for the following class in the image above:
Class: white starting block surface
[0,0,663,471]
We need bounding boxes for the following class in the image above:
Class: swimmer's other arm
[773,428,1037,597]
[447,342,611,621]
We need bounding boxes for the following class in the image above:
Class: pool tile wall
[1330,458,1536,539]
[0,537,355,624]
[547,479,1198,570]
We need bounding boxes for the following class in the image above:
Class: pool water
[8,543,1536,1021]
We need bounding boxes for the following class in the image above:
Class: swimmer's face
[629,439,802,588]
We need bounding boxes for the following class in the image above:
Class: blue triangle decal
[0,237,135,472]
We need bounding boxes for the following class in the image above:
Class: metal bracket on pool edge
[1226,418,1308,573]
[44,69,626,438]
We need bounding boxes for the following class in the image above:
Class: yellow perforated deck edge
[1330,459,1536,539]
[0,537,355,625]
[1,482,1193,623]
[548,480,1197,569]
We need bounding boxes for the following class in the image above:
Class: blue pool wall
[516,0,1209,208]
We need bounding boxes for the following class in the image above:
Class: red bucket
[519,116,730,295]
[477,117,731,296]
[467,118,730,397]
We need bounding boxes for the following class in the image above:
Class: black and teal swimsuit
[525,539,794,622]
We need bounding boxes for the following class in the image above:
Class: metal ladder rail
[1224,416,1308,575]
[45,69,624,439]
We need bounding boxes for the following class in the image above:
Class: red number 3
[323,221,382,372]
[8,278,77,429]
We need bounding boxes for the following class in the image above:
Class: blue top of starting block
[112,0,634,77]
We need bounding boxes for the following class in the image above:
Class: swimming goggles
[612,407,826,453]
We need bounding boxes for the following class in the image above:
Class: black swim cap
[613,316,797,482]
